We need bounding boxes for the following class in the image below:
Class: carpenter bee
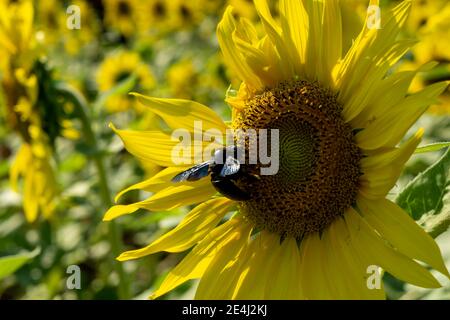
[171,145,251,201]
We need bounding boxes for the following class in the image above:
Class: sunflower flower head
[166,59,199,99]
[0,0,74,223]
[35,0,66,46]
[96,50,155,113]
[105,0,449,299]
[103,0,144,38]
[400,0,450,115]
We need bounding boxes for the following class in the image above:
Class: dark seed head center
[233,80,362,238]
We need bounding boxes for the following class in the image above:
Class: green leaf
[396,148,450,238]
[0,248,40,280]
[414,142,450,154]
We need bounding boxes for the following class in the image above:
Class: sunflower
[166,59,198,99]
[141,0,170,31]
[35,0,66,46]
[0,0,59,222]
[96,51,155,113]
[104,0,449,299]
[227,0,258,21]
[400,0,450,115]
[103,0,143,37]
[63,0,101,55]
[169,0,203,30]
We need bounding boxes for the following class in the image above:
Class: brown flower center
[233,80,362,238]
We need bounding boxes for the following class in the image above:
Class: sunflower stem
[55,82,130,299]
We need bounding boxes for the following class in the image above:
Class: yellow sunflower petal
[359,129,423,199]
[358,197,450,278]
[299,232,334,299]
[351,62,438,129]
[110,123,185,167]
[335,1,411,121]
[195,220,253,299]
[111,122,223,167]
[10,144,30,192]
[303,0,341,86]
[232,231,279,299]
[264,237,303,299]
[346,208,441,288]
[232,20,280,88]
[328,217,385,299]
[104,182,216,221]
[130,93,228,133]
[114,167,190,203]
[356,82,447,150]
[150,217,246,299]
[254,0,296,80]
[279,0,308,69]
[321,223,357,298]
[343,39,415,126]
[117,198,234,260]
[23,166,39,223]
[217,7,263,90]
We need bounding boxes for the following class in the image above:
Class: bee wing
[220,156,240,177]
[171,161,212,182]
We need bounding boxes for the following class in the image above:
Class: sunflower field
[0,0,449,302]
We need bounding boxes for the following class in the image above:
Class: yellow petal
[357,197,450,278]
[359,129,423,199]
[265,237,303,299]
[303,0,341,86]
[232,231,279,299]
[130,93,227,133]
[356,82,447,150]
[117,198,234,260]
[343,40,415,126]
[232,21,280,88]
[110,124,186,167]
[195,220,253,299]
[104,182,216,221]
[10,144,30,191]
[335,1,411,120]
[217,7,263,90]
[150,217,246,299]
[114,167,190,203]
[111,123,222,167]
[327,217,385,299]
[346,208,441,288]
[254,0,296,80]
[279,0,308,69]
[350,62,438,129]
[299,232,334,299]
[23,166,39,223]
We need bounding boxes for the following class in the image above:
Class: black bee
[171,146,251,201]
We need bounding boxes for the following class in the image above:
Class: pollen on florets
[233,80,363,238]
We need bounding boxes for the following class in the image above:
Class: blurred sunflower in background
[401,0,450,115]
[34,0,66,46]
[142,0,205,34]
[0,0,58,223]
[35,0,100,55]
[103,0,143,38]
[169,0,203,30]
[228,0,258,20]
[105,0,449,299]
[96,50,155,113]
[166,59,198,99]
[141,0,170,33]
[63,0,101,55]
